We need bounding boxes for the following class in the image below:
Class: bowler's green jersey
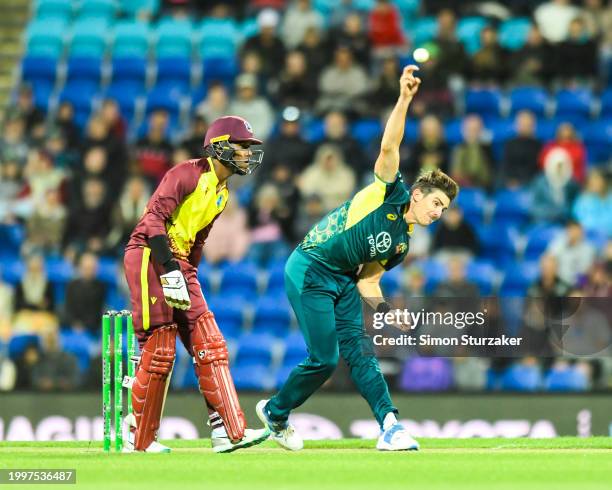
[299,172,413,273]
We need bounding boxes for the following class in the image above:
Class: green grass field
[1,438,612,490]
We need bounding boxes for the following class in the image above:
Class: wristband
[376,301,392,314]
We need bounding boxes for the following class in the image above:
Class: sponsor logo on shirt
[375,232,392,253]
[387,213,397,221]
[150,296,157,305]
[395,243,407,254]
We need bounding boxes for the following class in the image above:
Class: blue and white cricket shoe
[256,399,303,451]
[376,423,420,451]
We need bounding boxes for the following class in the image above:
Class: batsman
[257,66,459,451]
[123,116,270,453]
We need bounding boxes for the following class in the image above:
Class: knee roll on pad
[191,310,246,442]
[132,324,177,450]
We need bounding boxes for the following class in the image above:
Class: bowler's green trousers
[267,249,397,427]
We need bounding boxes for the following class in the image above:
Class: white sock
[383,412,398,430]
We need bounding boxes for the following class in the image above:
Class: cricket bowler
[123,116,270,453]
[256,66,459,451]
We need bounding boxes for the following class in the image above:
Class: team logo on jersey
[395,243,407,254]
[216,195,224,208]
[243,119,253,134]
[375,232,392,253]
[150,296,157,305]
[387,213,397,221]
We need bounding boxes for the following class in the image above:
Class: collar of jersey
[206,157,227,191]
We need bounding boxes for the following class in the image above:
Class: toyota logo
[375,232,391,253]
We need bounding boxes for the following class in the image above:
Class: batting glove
[160,270,191,310]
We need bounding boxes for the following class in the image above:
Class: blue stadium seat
[265,262,285,296]
[206,298,244,339]
[156,19,194,58]
[156,57,192,90]
[499,18,532,51]
[478,224,519,267]
[534,118,558,142]
[466,260,497,296]
[105,286,128,311]
[499,296,524,336]
[500,261,538,296]
[392,0,419,15]
[492,188,532,227]
[145,85,184,119]
[66,56,103,86]
[275,364,295,388]
[45,256,74,285]
[0,224,26,254]
[488,118,516,161]
[455,187,487,226]
[201,57,238,86]
[410,17,437,46]
[303,118,325,143]
[97,257,119,286]
[544,366,588,392]
[34,0,72,22]
[59,330,93,373]
[30,81,55,111]
[58,82,98,128]
[555,88,593,120]
[121,0,159,18]
[509,86,548,117]
[253,296,292,337]
[111,57,147,89]
[77,0,117,22]
[457,16,488,54]
[601,88,612,118]
[21,56,58,86]
[501,363,542,391]
[399,357,453,391]
[26,20,66,57]
[583,119,612,165]
[235,333,276,368]
[465,89,502,117]
[104,81,143,123]
[351,119,382,146]
[69,19,109,57]
[112,21,151,58]
[380,266,401,297]
[0,260,24,286]
[418,259,448,293]
[443,118,463,145]
[282,331,308,366]
[232,364,274,390]
[8,334,40,360]
[218,264,258,300]
[524,225,563,261]
[199,19,240,60]
[240,17,259,39]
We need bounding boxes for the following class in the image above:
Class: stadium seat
[380,266,402,297]
[265,262,285,296]
[466,260,498,296]
[205,298,245,339]
[399,357,453,391]
[111,57,147,89]
[240,17,259,39]
[282,331,308,366]
[33,0,72,22]
[26,20,66,57]
[275,364,295,388]
[45,256,74,286]
[443,118,463,145]
[155,19,194,58]
[0,224,26,254]
[104,81,143,123]
[534,118,558,142]
[454,187,487,226]
[492,188,532,227]
[112,21,151,58]
[21,56,58,86]
[232,364,275,390]
[544,366,588,392]
[410,17,437,46]
[418,259,448,294]
[488,118,516,161]
[501,363,542,391]
[69,19,109,57]
[8,334,40,360]
[121,0,160,19]
[77,0,117,22]
[0,260,25,286]
[601,88,612,118]
[583,119,612,165]
[523,225,563,261]
[253,296,292,337]
[465,89,502,118]
[105,286,128,311]
[218,264,259,300]
[509,86,548,117]
[145,85,184,119]
[97,257,119,286]
[457,16,488,54]
[58,81,98,128]
[303,118,325,143]
[199,19,240,60]
[66,56,103,87]
[500,261,538,296]
[30,81,55,111]
[392,0,419,16]
[499,18,532,51]
[478,224,519,267]
[156,57,192,91]
[235,333,276,368]
[555,88,593,120]
[201,57,238,86]
[59,330,93,373]
[351,119,382,146]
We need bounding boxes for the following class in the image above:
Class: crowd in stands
[0,0,611,393]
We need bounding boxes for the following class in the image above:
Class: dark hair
[411,169,459,202]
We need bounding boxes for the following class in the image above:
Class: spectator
[0,349,16,391]
[510,25,553,86]
[555,17,598,83]
[499,111,542,187]
[297,26,332,80]
[22,149,66,216]
[572,169,612,236]
[107,176,151,254]
[273,50,319,110]
[369,55,401,114]
[0,115,29,165]
[10,84,44,135]
[299,144,356,212]
[470,26,510,84]
[180,116,209,157]
[294,193,326,240]
[433,9,469,84]
[228,73,275,140]
[203,192,250,265]
[63,178,113,256]
[431,207,479,261]
[44,128,77,172]
[261,107,314,178]
[134,110,174,185]
[0,272,13,340]
[31,328,80,391]
[99,98,127,142]
[247,184,290,266]
[329,0,363,30]
[450,115,493,189]
[528,254,572,299]
[320,110,368,178]
[539,123,586,184]
[534,0,582,43]
[547,219,596,286]
[71,146,113,198]
[25,189,67,255]
[406,114,449,182]
[0,160,25,222]
[267,163,302,244]
[281,0,324,49]
[368,0,405,56]
[81,115,128,183]
[531,149,580,223]
[582,262,612,297]
[241,8,286,80]
[334,12,371,68]
[13,342,41,390]
[316,45,369,117]
[240,51,269,97]
[54,101,80,150]
[63,252,107,335]
[196,82,229,123]
[434,256,480,298]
